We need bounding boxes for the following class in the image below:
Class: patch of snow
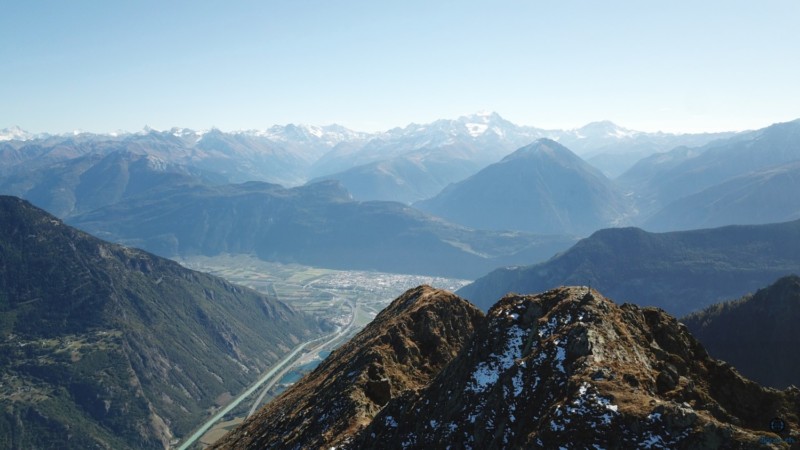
[554,342,567,373]
[466,325,526,393]
[639,433,667,448]
[466,123,489,137]
[512,370,524,396]
[538,315,559,338]
[385,416,398,428]
[401,432,417,449]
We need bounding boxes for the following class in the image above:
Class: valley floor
[174,254,470,448]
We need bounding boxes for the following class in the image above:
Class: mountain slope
[0,150,205,217]
[682,275,800,390]
[556,121,733,177]
[415,139,632,235]
[0,196,321,449]
[214,286,483,450]
[309,112,551,203]
[620,119,800,217]
[457,220,800,316]
[643,160,800,231]
[68,180,576,279]
[310,149,483,203]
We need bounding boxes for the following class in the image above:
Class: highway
[176,299,358,449]
[176,341,311,450]
[246,299,358,417]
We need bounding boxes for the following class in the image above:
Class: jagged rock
[364,377,392,407]
[349,287,800,448]
[657,363,680,393]
[218,286,800,449]
[213,286,483,450]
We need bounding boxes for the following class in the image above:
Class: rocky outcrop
[352,287,800,449]
[218,285,800,449]
[214,286,484,450]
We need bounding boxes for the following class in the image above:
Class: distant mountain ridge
[2,114,734,202]
[0,150,207,217]
[620,119,800,219]
[457,219,800,316]
[415,139,633,235]
[68,180,577,279]
[4,116,797,247]
[0,196,322,449]
[216,285,800,449]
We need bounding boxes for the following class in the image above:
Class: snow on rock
[466,325,526,393]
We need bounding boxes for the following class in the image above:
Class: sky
[2,1,799,134]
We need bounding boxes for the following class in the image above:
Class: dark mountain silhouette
[216,286,800,449]
[68,180,576,279]
[457,220,800,316]
[0,196,322,449]
[682,275,800,390]
[416,139,632,235]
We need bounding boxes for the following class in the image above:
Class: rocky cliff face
[218,286,800,449]
[213,286,484,450]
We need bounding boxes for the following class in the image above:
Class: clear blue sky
[2,1,798,134]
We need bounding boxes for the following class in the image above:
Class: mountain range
[415,139,633,235]
[0,196,322,449]
[5,116,798,240]
[2,113,733,205]
[620,119,800,221]
[0,150,205,218]
[67,180,576,279]
[215,285,800,449]
[457,219,800,316]
[643,159,800,231]
[4,116,800,284]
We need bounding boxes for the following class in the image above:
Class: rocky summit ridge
[218,286,800,449]
[214,286,484,450]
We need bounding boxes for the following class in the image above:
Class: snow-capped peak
[574,121,640,139]
[0,126,34,141]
